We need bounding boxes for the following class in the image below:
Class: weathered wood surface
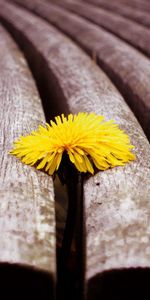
[109,0,150,12]
[11,0,150,139]
[84,0,150,28]
[0,2,150,298]
[52,0,150,57]
[0,24,56,298]
[112,0,150,12]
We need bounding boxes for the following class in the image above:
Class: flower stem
[57,155,84,299]
[58,158,79,274]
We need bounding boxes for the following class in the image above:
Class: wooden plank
[110,0,150,12]
[51,0,150,57]
[10,0,150,139]
[0,3,150,298]
[83,0,150,28]
[0,24,56,298]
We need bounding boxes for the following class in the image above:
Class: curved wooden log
[10,0,150,139]
[51,0,150,57]
[83,0,150,28]
[0,24,56,298]
[109,0,150,12]
[0,2,150,298]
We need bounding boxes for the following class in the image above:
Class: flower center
[64,144,72,151]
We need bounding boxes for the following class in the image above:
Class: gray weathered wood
[0,3,150,298]
[52,0,150,57]
[0,23,56,298]
[84,0,150,28]
[11,0,150,139]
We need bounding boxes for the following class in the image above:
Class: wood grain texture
[108,0,150,12]
[52,0,150,57]
[12,0,150,139]
[109,0,150,12]
[0,24,56,297]
[84,0,150,28]
[0,3,149,298]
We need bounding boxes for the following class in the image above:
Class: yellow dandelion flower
[10,112,135,175]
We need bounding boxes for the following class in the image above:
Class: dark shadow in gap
[54,172,84,300]
[0,263,54,300]
[87,268,150,300]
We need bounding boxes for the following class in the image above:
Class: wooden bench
[0,2,150,299]
[83,0,150,28]
[11,0,150,140]
[0,23,56,299]
[51,0,150,58]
